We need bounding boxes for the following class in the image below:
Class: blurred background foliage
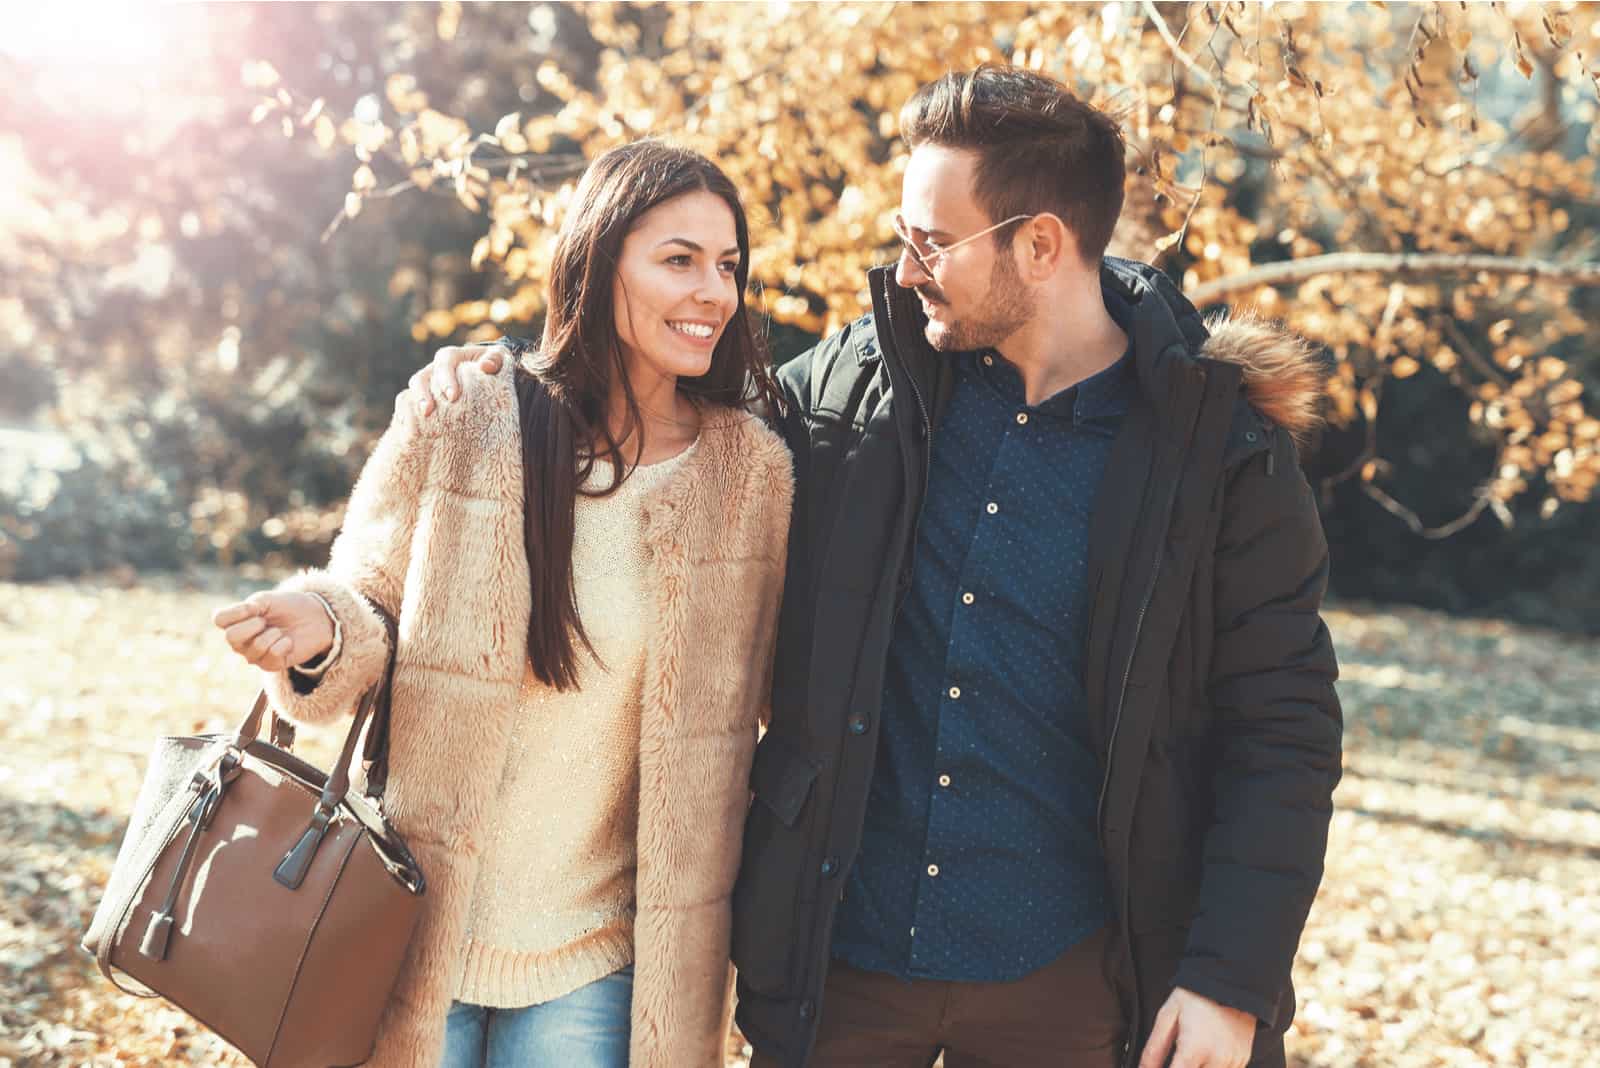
[2,1,1597,632]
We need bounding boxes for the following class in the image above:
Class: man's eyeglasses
[891,212,1036,275]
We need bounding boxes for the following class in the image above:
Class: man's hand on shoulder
[1137,986,1256,1068]
[408,344,507,419]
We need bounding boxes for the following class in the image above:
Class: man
[412,65,1340,1068]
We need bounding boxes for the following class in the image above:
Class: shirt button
[820,856,839,877]
[982,355,994,367]
[927,863,940,877]
[938,773,951,787]
[848,716,868,735]
[985,502,999,515]
[1016,412,1029,425]
[961,591,975,605]
[947,685,961,700]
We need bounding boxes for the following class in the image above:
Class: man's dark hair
[899,65,1126,265]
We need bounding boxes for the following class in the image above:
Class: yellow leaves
[386,74,429,115]
[1361,387,1380,422]
[494,112,528,154]
[420,309,455,337]
[436,0,462,42]
[414,109,470,157]
[242,0,1600,514]
[1547,380,1585,407]
[312,115,337,151]
[1513,32,1535,80]
[339,117,391,157]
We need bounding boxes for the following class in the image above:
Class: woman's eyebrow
[656,237,741,256]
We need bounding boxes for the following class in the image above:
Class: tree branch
[1187,252,1600,306]
[1362,483,1496,539]
[1141,0,1223,95]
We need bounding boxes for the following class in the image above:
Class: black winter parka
[733,259,1343,1068]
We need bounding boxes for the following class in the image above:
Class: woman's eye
[665,254,692,266]
[719,260,740,274]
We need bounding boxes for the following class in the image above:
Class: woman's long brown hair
[513,140,780,690]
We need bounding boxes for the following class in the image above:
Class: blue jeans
[438,966,633,1068]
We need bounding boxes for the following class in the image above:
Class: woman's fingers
[253,632,295,671]
[223,615,266,654]
[246,625,285,661]
[212,600,260,629]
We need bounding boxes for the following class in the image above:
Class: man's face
[895,145,1034,352]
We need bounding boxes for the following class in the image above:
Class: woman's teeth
[669,321,715,339]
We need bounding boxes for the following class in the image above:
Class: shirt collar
[963,343,1135,423]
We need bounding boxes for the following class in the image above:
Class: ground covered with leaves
[1,573,1594,1067]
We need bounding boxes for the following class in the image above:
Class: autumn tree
[5,1,1599,627]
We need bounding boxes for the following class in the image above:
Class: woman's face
[611,189,742,389]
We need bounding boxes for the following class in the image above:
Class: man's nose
[894,247,931,290]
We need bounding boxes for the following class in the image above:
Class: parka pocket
[731,733,819,997]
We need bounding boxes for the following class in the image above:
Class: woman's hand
[212,591,334,673]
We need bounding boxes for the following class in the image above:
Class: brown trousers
[752,924,1126,1068]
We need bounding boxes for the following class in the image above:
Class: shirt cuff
[289,591,343,679]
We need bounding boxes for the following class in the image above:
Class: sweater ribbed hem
[454,920,635,1009]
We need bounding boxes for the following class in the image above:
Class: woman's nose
[695,269,731,308]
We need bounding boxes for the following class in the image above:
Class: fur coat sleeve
[262,391,433,726]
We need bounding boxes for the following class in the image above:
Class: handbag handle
[234,594,402,806]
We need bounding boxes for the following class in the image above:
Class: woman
[211,141,793,1068]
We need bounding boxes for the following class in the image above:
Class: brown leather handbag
[82,605,425,1067]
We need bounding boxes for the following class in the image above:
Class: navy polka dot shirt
[830,343,1134,982]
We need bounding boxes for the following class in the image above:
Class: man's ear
[1016,213,1078,282]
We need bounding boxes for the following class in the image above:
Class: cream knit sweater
[453,441,698,1007]
[301,440,699,1010]
[455,441,699,1008]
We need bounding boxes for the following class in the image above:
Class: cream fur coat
[263,357,793,1067]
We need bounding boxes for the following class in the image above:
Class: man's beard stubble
[919,252,1035,353]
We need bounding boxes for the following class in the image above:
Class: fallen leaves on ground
[0,573,1595,1067]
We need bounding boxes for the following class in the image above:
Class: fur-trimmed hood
[1099,256,1331,450]
[1200,313,1329,446]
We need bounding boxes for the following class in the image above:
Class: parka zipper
[1094,468,1177,1068]
[1095,473,1179,831]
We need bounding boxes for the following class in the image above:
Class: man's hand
[1137,986,1256,1068]
[408,344,507,418]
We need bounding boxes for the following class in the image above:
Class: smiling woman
[204,138,794,1068]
